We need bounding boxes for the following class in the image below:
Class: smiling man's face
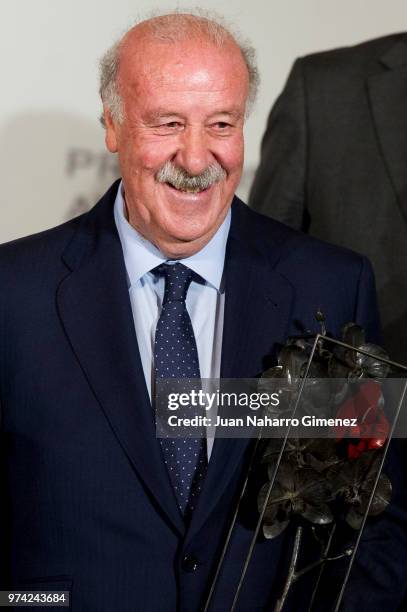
[104,29,249,258]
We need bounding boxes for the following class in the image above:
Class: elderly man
[0,12,404,612]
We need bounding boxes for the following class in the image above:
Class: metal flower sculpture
[203,315,406,612]
[254,317,395,611]
[259,438,391,538]
[258,454,334,539]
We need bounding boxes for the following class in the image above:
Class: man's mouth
[165,182,210,194]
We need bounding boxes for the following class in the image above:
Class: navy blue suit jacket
[0,181,405,611]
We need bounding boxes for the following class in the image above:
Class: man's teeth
[167,183,206,193]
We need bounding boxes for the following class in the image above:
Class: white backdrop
[1,0,406,242]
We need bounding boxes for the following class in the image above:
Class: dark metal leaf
[291,497,305,514]
[257,368,284,394]
[261,439,312,464]
[267,462,295,493]
[258,486,290,539]
[298,375,332,419]
[355,344,390,378]
[327,354,352,378]
[305,439,341,472]
[258,482,286,511]
[327,451,382,494]
[342,323,365,348]
[306,438,338,460]
[289,338,312,351]
[260,365,283,380]
[260,439,287,463]
[345,507,364,530]
[326,461,355,496]
[359,473,392,516]
[263,519,290,539]
[301,503,334,525]
[278,346,309,379]
[352,451,383,486]
[294,470,333,504]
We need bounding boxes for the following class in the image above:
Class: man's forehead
[133,69,243,96]
[118,34,247,85]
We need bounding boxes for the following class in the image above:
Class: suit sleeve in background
[354,255,382,346]
[249,58,308,229]
[334,255,407,610]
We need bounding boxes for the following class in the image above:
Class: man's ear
[103,107,119,153]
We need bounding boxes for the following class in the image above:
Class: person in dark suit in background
[0,14,406,611]
[249,33,407,363]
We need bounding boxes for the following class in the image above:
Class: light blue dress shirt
[114,182,231,458]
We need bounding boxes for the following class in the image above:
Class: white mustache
[156,160,227,193]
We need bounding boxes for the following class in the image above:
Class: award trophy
[203,315,407,612]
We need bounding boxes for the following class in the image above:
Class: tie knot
[154,262,194,303]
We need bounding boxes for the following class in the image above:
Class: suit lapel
[368,39,407,222]
[57,183,185,535]
[186,199,294,540]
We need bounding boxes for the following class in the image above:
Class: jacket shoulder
[299,32,406,76]
[0,180,120,271]
[246,204,365,272]
[0,215,83,277]
[245,205,379,341]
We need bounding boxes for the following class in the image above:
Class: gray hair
[156,160,227,192]
[98,10,260,126]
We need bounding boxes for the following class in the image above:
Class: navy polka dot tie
[153,262,208,518]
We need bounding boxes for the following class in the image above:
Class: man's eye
[212,122,232,130]
[163,121,182,128]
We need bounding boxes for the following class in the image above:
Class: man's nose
[174,127,213,176]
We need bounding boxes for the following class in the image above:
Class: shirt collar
[114,181,231,292]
